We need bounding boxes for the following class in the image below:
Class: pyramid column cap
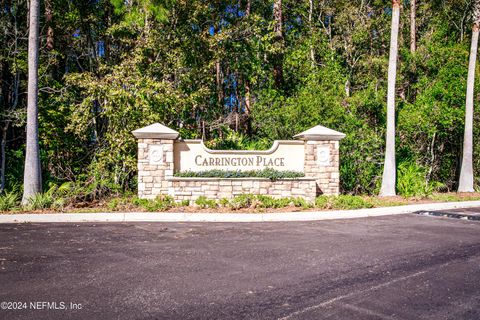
[132,123,180,140]
[294,125,346,141]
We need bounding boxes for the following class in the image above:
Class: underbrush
[0,190,19,211]
[1,189,480,213]
[227,194,313,210]
[397,162,444,197]
[132,195,177,212]
[315,195,375,210]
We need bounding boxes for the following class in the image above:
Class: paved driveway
[0,213,479,319]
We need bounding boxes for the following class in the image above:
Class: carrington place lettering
[194,155,285,167]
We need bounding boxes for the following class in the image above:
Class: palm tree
[380,0,401,196]
[458,0,480,193]
[22,0,42,204]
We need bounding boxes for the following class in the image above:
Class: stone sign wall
[133,123,345,202]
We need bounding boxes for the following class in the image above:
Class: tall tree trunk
[309,0,315,65]
[235,67,240,132]
[458,3,480,192]
[104,3,113,60]
[22,0,42,204]
[380,0,401,196]
[45,0,54,51]
[0,124,8,193]
[216,60,223,107]
[243,0,252,135]
[245,79,252,134]
[273,0,284,89]
[410,0,416,53]
[273,0,283,44]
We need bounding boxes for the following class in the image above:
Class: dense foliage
[0,0,479,197]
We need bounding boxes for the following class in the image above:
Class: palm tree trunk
[22,0,42,204]
[380,0,401,196]
[458,19,480,192]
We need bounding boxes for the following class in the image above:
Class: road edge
[1,200,480,223]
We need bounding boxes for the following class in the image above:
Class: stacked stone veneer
[135,124,344,203]
[137,139,174,198]
[169,178,317,202]
[304,140,340,195]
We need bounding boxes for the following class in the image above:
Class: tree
[22,0,42,203]
[272,0,284,88]
[0,0,477,200]
[458,0,480,193]
[45,0,54,51]
[0,0,26,193]
[380,0,401,196]
[410,0,416,53]
[309,0,315,65]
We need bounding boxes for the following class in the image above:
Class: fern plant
[0,191,20,211]
[397,162,443,197]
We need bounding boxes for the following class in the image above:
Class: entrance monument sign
[174,140,305,172]
[133,123,345,202]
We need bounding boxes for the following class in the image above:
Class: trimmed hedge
[174,168,305,180]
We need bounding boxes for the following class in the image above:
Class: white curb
[1,200,480,223]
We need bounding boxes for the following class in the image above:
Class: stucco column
[294,125,345,196]
[132,123,179,199]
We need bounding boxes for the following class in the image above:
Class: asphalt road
[0,212,479,320]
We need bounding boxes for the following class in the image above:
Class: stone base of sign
[161,177,318,203]
[134,123,345,203]
[304,140,340,195]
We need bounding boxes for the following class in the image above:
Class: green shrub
[255,168,304,180]
[20,182,79,211]
[132,196,147,207]
[174,168,304,180]
[195,196,217,209]
[133,195,175,212]
[315,196,331,209]
[177,200,190,206]
[51,198,67,210]
[219,198,230,207]
[229,194,256,209]
[331,195,373,210]
[56,182,75,197]
[152,195,175,211]
[290,197,313,208]
[26,192,55,210]
[273,197,293,208]
[107,198,120,211]
[0,190,20,211]
[230,195,313,209]
[397,162,442,197]
[204,128,272,150]
[256,195,278,208]
[256,195,288,208]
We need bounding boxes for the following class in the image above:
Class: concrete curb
[1,200,480,223]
